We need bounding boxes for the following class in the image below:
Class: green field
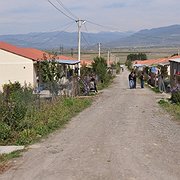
[63,46,180,64]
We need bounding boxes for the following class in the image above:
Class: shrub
[92,57,109,83]
[0,122,12,142]
[171,91,180,104]
[0,82,35,130]
[16,129,36,145]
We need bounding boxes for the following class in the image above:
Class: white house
[0,41,79,92]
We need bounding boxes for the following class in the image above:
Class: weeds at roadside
[158,99,180,121]
[0,150,22,173]
[0,97,93,146]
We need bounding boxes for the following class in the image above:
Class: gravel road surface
[0,69,180,180]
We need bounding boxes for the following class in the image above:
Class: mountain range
[0,24,180,49]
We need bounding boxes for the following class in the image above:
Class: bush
[92,57,109,83]
[0,82,35,130]
[16,129,36,145]
[0,122,12,142]
[0,81,93,145]
[171,91,180,104]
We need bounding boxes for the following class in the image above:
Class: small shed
[169,58,180,88]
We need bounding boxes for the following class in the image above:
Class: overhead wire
[81,32,91,47]
[55,0,78,20]
[81,23,94,47]
[86,20,120,31]
[46,0,123,49]
[29,21,76,48]
[47,0,120,32]
[26,21,75,39]
[47,0,76,21]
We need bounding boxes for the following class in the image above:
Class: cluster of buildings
[1,41,180,93]
[0,41,92,92]
[133,55,180,90]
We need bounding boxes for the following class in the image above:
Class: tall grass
[159,100,180,120]
[0,82,93,145]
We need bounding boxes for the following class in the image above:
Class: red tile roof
[56,55,75,60]
[81,60,92,66]
[134,58,168,66]
[134,55,180,66]
[0,41,50,61]
[0,41,93,65]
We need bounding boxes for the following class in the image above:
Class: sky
[1,0,180,35]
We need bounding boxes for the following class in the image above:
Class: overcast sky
[1,0,180,35]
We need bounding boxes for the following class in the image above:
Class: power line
[55,0,78,20]
[86,20,120,31]
[26,21,75,39]
[47,0,76,21]
[81,32,91,47]
[27,21,76,48]
[48,0,120,32]
[82,23,94,46]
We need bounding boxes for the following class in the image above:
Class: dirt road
[0,69,180,180]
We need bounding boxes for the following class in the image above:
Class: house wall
[0,49,35,91]
[170,61,180,87]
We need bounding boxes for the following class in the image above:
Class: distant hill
[107,24,180,48]
[0,31,132,50]
[0,25,180,49]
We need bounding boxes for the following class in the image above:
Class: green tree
[92,57,108,83]
[38,55,64,95]
[127,53,147,61]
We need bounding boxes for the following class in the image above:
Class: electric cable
[47,0,76,21]
[86,20,120,31]
[81,32,91,47]
[55,0,78,19]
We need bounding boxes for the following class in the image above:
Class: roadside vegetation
[79,56,118,94]
[0,83,93,146]
[0,55,119,168]
[159,99,180,121]
[0,56,119,146]
[159,83,180,120]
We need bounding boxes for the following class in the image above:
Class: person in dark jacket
[140,72,145,88]
[133,72,137,88]
[128,71,134,89]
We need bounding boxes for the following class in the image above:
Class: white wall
[0,49,35,91]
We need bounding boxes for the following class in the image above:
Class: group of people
[128,71,145,89]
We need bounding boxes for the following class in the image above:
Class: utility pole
[60,45,63,55]
[76,19,86,77]
[71,48,74,57]
[98,43,101,57]
[107,51,110,67]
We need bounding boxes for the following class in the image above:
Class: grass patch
[97,78,114,91]
[0,97,93,172]
[158,100,180,120]
[151,87,160,93]
[0,97,93,146]
[0,150,22,162]
[147,84,160,93]
[16,97,93,145]
[0,150,22,173]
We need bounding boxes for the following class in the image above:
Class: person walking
[140,72,145,88]
[128,71,134,89]
[133,72,137,88]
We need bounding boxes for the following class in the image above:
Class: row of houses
[0,41,92,92]
[133,55,180,89]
